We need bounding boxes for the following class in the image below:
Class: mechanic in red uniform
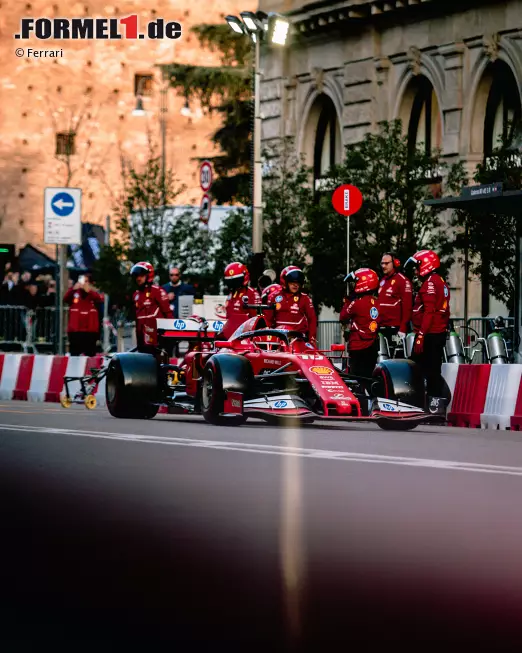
[266,266,317,345]
[130,261,173,353]
[340,268,380,382]
[404,249,450,407]
[64,274,104,356]
[220,262,261,339]
[378,252,413,342]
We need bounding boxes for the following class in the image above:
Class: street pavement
[1,402,522,650]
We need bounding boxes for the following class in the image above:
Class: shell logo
[310,365,334,375]
[369,321,378,332]
[229,269,234,275]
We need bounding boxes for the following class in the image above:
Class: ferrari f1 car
[105,311,446,430]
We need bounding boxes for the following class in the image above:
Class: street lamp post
[132,76,168,207]
[225,11,290,258]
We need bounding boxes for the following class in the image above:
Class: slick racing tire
[106,353,160,419]
[371,359,425,431]
[201,354,253,426]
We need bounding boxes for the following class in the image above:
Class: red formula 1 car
[105,310,444,431]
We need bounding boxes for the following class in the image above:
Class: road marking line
[0,423,522,478]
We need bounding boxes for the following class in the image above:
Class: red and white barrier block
[443,363,522,431]
[0,354,107,405]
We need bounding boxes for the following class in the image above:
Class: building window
[134,73,153,96]
[314,99,339,182]
[484,61,521,155]
[56,132,75,156]
[407,76,442,156]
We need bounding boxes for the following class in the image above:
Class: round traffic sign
[199,193,211,224]
[51,191,76,217]
[332,184,363,217]
[199,161,213,192]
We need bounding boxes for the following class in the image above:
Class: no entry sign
[332,184,363,216]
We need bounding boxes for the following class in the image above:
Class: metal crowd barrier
[0,306,515,359]
[0,306,136,354]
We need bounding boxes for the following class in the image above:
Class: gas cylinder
[487,332,509,364]
[377,332,391,362]
[445,330,466,364]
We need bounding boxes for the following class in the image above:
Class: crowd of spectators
[0,262,57,309]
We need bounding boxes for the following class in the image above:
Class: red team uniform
[340,268,380,382]
[130,262,173,349]
[405,249,450,404]
[266,266,317,343]
[221,262,261,339]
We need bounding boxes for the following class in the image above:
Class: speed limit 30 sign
[199,161,213,192]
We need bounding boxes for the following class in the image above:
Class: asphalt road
[1,402,522,651]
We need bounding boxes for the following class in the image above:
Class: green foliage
[304,120,467,310]
[213,208,252,284]
[159,24,252,205]
[93,148,219,312]
[262,138,314,274]
[450,132,522,310]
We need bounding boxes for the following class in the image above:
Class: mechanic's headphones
[383,252,401,269]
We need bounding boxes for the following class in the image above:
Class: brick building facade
[0,0,251,257]
[257,0,522,317]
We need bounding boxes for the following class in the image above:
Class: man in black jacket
[162,266,195,319]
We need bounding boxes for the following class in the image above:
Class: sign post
[199,161,213,225]
[103,215,111,352]
[331,184,363,277]
[44,187,82,354]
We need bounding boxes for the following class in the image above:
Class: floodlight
[268,13,290,46]
[226,15,244,34]
[240,11,262,32]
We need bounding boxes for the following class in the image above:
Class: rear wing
[157,317,226,342]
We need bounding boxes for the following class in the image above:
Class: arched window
[405,76,442,155]
[301,93,342,191]
[314,96,340,181]
[483,60,521,155]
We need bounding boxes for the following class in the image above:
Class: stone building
[0,0,252,257]
[258,0,522,317]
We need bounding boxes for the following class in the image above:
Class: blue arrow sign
[51,191,75,217]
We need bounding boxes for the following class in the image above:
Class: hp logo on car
[174,320,186,330]
[274,400,288,408]
[213,321,224,331]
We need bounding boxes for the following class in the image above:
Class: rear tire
[106,353,160,419]
[372,359,425,431]
[201,354,253,426]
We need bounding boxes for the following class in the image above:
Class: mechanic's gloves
[398,331,406,340]
[414,333,424,354]
[309,336,318,348]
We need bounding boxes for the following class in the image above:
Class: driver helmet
[344,268,379,294]
[404,249,440,278]
[280,265,305,292]
[130,261,154,287]
[224,261,249,291]
[261,283,282,304]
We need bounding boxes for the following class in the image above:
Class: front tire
[201,354,253,426]
[371,359,425,431]
[106,353,160,419]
